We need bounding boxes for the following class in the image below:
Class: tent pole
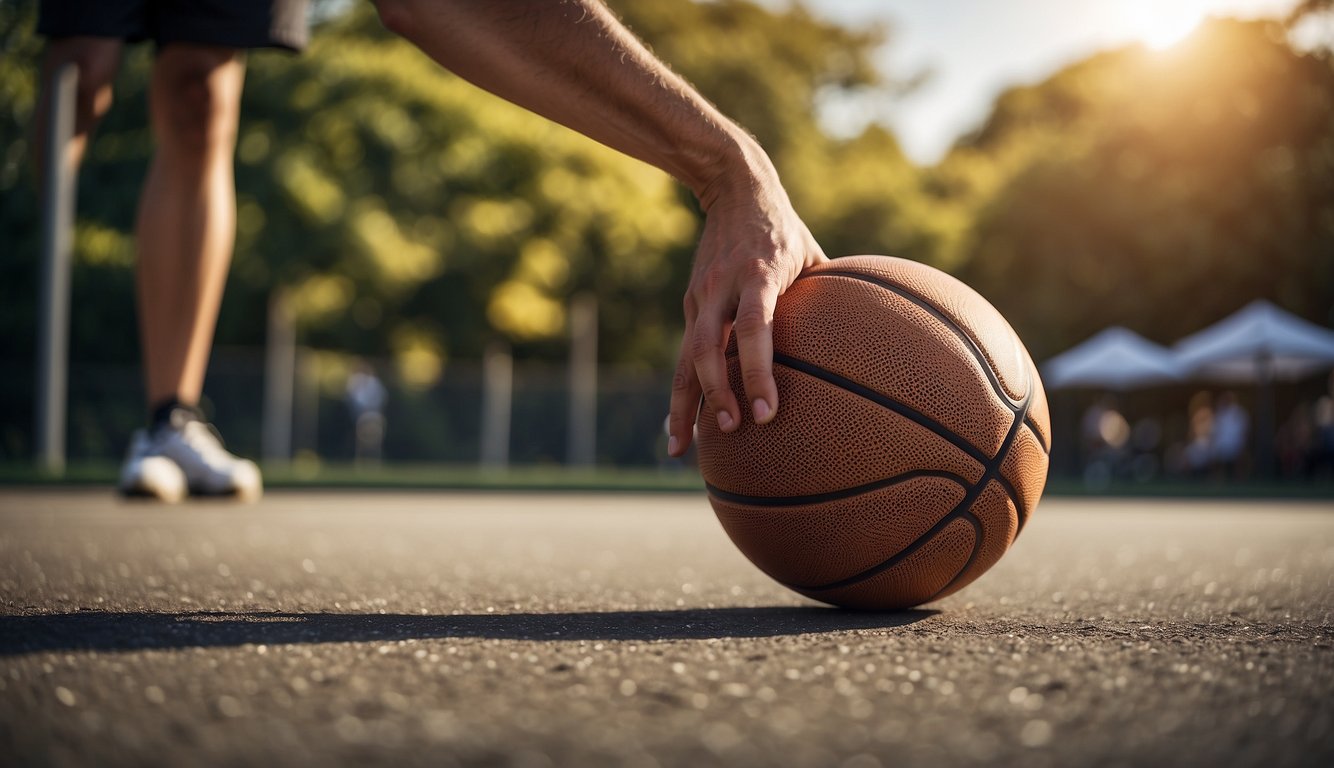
[1256,351,1275,479]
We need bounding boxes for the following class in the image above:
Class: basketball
[697,255,1051,610]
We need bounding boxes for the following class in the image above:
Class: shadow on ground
[0,607,937,654]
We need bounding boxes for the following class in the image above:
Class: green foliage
[1,1,1328,394]
[612,1,887,194]
[0,0,924,384]
[0,0,42,362]
[227,6,708,382]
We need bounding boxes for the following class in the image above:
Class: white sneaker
[118,429,187,503]
[155,419,264,501]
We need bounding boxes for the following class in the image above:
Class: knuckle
[700,380,732,405]
[668,410,696,432]
[733,302,770,334]
[671,366,692,393]
[689,330,720,360]
[698,264,728,296]
[742,256,777,282]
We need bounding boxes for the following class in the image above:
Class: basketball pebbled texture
[696,255,1051,610]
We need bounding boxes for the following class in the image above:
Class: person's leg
[33,34,191,500]
[31,37,123,184]
[135,43,246,409]
[130,43,261,499]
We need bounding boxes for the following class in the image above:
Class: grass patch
[0,461,706,493]
[1,462,1329,498]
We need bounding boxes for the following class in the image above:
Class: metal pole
[293,347,320,462]
[35,63,78,474]
[262,288,296,466]
[480,341,513,468]
[566,293,598,467]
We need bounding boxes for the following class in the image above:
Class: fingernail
[668,435,680,456]
[752,399,771,422]
[717,411,734,431]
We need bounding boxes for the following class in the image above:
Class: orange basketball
[697,255,1051,610]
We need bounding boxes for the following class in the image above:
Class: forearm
[378,0,825,450]
[376,0,761,205]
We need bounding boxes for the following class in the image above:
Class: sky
[777,0,1307,164]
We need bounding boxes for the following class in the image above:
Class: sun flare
[1129,0,1210,50]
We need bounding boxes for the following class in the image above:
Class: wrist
[683,126,773,212]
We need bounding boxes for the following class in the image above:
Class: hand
[666,151,826,457]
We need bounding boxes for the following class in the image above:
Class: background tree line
[0,0,1330,461]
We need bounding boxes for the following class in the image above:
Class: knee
[153,50,242,155]
[168,78,233,152]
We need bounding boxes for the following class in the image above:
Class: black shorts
[37,0,310,52]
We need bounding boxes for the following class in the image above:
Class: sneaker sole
[118,483,186,504]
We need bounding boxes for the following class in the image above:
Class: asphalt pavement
[1,489,1331,767]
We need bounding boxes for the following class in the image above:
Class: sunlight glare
[1129,0,1210,50]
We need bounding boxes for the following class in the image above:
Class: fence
[5,349,1332,487]
[0,348,677,468]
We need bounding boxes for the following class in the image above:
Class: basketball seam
[1024,416,1050,455]
[772,353,991,466]
[716,354,1023,533]
[793,392,1031,595]
[705,470,969,508]
[798,270,1023,411]
[767,354,1028,528]
[995,473,1027,534]
[921,395,1031,601]
[939,511,985,600]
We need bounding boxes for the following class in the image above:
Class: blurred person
[1211,391,1249,480]
[35,1,825,500]
[1080,396,1110,467]
[345,363,387,465]
[1182,391,1214,479]
[33,0,310,501]
[1079,395,1130,489]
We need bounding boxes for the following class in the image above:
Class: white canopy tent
[1173,300,1334,474]
[1042,326,1184,391]
[1174,299,1334,382]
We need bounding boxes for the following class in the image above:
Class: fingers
[691,311,741,436]
[667,339,703,457]
[667,182,819,456]
[667,277,781,459]
[732,279,781,425]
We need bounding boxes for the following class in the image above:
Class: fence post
[567,293,598,467]
[262,288,295,466]
[35,63,78,474]
[480,341,512,468]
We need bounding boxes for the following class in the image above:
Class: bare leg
[31,37,123,186]
[134,44,246,407]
